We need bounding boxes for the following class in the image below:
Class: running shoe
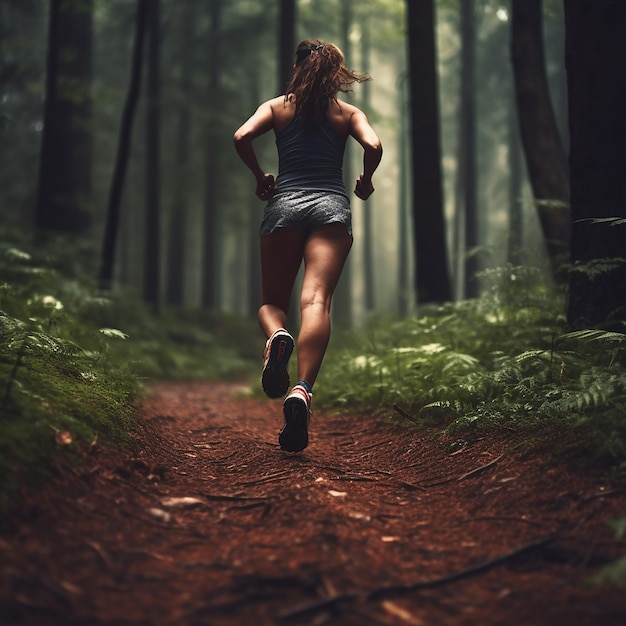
[279,384,312,452]
[261,329,294,399]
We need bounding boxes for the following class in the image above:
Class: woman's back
[273,102,351,196]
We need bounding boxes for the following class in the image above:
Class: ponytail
[286,39,370,123]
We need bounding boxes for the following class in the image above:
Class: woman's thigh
[301,224,353,309]
[259,228,307,313]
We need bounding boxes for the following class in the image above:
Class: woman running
[233,39,382,452]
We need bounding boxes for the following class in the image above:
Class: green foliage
[0,233,258,510]
[318,264,626,475]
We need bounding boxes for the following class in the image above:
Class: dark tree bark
[511,0,570,274]
[507,91,523,266]
[36,0,93,236]
[406,0,451,304]
[360,9,375,312]
[143,0,161,307]
[397,72,411,316]
[564,0,626,330]
[460,0,479,298]
[201,0,222,310]
[99,0,148,291]
[165,4,194,306]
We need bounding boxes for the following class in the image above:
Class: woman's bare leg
[297,224,353,386]
[258,228,306,338]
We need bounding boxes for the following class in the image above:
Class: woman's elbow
[367,140,383,157]
[233,128,246,145]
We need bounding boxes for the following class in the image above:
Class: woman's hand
[354,174,374,200]
[256,173,276,200]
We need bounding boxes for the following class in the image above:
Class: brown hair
[285,39,370,123]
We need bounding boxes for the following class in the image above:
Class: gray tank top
[275,117,348,198]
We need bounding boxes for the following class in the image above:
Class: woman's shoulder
[269,95,296,133]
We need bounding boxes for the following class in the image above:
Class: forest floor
[2,381,626,626]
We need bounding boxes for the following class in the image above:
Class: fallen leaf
[160,497,204,509]
[328,490,347,498]
[348,511,371,522]
[381,600,424,625]
[147,508,172,523]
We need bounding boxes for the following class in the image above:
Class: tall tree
[277,0,300,328]
[144,0,161,306]
[406,0,451,303]
[99,0,148,291]
[397,72,411,316]
[36,0,93,236]
[360,8,375,312]
[201,0,223,309]
[0,1,48,226]
[507,89,524,266]
[564,0,626,329]
[460,0,478,298]
[511,0,570,274]
[165,4,194,306]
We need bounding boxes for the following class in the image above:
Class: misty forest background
[1,0,626,566]
[2,0,579,316]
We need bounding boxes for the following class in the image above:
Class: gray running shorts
[260,190,352,237]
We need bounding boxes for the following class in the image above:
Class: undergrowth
[318,264,626,480]
[319,264,626,585]
[0,233,258,510]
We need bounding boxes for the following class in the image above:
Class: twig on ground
[277,534,555,621]
[366,534,555,600]
[422,452,507,487]
[582,487,626,503]
[467,515,547,527]
[202,493,267,502]
[238,469,293,486]
[392,404,420,424]
[277,592,361,621]
[84,540,114,570]
[332,475,379,482]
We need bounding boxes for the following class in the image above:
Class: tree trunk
[143,0,161,307]
[277,0,301,328]
[99,0,148,291]
[564,0,626,330]
[360,9,375,312]
[36,0,93,236]
[460,0,479,298]
[406,0,451,304]
[201,0,222,310]
[397,72,411,316]
[165,4,194,306]
[511,0,570,274]
[507,89,523,266]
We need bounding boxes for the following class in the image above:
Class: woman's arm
[233,100,276,200]
[349,109,383,201]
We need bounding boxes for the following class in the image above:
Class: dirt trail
[2,381,625,626]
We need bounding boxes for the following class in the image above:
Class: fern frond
[561,329,626,345]
[569,257,626,279]
[575,217,626,227]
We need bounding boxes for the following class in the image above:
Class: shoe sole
[262,334,294,399]
[279,397,309,452]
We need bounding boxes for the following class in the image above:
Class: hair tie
[310,44,324,54]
